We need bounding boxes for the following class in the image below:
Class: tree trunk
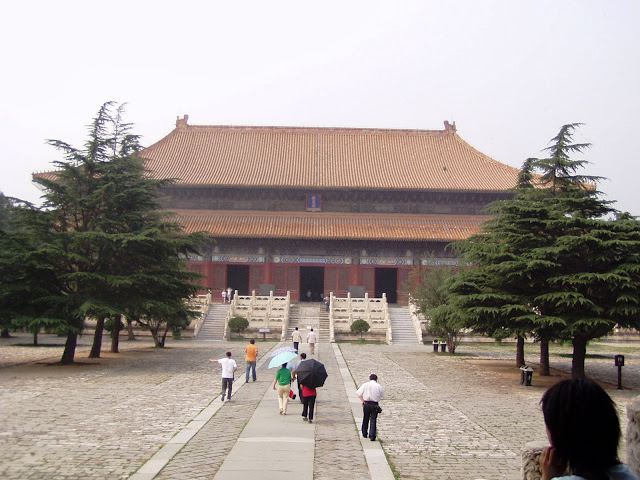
[539,338,550,376]
[33,331,38,346]
[89,316,106,358]
[110,315,121,354]
[446,331,456,354]
[572,336,588,379]
[1,328,10,338]
[160,324,170,348]
[151,325,161,348]
[516,335,525,367]
[127,318,135,341]
[61,331,78,364]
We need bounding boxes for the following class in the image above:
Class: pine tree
[448,124,640,379]
[12,103,205,363]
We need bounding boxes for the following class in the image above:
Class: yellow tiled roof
[141,119,519,192]
[170,210,490,242]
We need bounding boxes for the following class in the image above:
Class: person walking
[245,339,258,382]
[273,363,292,415]
[292,327,302,353]
[356,373,385,441]
[226,287,233,303]
[292,352,307,402]
[301,384,317,423]
[306,328,317,355]
[210,351,237,402]
[221,289,227,303]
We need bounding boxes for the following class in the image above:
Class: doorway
[227,265,250,297]
[300,266,325,302]
[375,268,398,303]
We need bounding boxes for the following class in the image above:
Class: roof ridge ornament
[444,120,456,134]
[176,114,189,129]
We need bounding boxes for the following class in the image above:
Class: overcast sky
[1,1,638,215]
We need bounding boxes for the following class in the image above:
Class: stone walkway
[0,333,638,480]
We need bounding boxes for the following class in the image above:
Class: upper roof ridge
[173,115,455,136]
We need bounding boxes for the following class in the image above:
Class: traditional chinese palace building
[140,116,520,304]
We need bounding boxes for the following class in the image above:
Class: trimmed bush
[350,319,370,339]
[228,316,249,338]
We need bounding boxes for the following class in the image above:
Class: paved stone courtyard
[0,332,638,479]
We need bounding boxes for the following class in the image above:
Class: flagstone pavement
[0,332,639,480]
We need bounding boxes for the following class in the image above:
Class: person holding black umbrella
[357,373,385,441]
[294,357,328,422]
[301,384,317,423]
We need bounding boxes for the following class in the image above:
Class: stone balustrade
[224,290,290,339]
[627,396,640,476]
[329,292,390,342]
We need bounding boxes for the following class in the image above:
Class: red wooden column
[264,260,274,285]
[349,263,361,287]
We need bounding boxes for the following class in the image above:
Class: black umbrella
[295,359,328,388]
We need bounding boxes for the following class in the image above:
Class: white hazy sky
[1,1,639,215]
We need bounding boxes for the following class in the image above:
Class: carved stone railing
[189,293,211,338]
[329,292,390,342]
[224,290,290,340]
[627,396,640,477]
[521,441,548,480]
[407,296,425,343]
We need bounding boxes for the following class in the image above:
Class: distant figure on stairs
[292,327,302,353]
[306,328,317,355]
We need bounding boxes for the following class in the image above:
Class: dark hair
[370,374,378,381]
[300,353,307,359]
[541,378,620,480]
[226,351,232,357]
[281,363,288,368]
[250,339,255,344]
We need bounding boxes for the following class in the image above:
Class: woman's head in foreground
[541,378,620,474]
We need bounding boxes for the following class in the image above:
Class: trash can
[432,340,439,353]
[520,366,533,386]
[439,342,446,353]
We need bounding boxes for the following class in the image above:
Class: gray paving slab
[339,341,640,480]
[193,350,314,480]
[1,332,639,480]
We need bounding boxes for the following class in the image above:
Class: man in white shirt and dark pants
[306,328,317,355]
[210,351,238,401]
[356,373,385,441]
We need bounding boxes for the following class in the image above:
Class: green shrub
[228,316,249,338]
[350,319,370,339]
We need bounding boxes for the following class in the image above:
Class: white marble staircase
[197,304,229,341]
[389,306,420,344]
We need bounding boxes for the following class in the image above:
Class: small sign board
[258,328,270,341]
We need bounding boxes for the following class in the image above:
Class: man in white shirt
[356,373,385,441]
[292,327,302,353]
[210,351,238,401]
[306,328,317,355]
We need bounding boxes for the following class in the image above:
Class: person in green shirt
[273,363,292,415]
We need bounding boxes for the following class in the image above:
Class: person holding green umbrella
[273,362,293,415]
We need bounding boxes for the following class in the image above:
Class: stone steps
[389,307,419,345]
[197,304,229,341]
